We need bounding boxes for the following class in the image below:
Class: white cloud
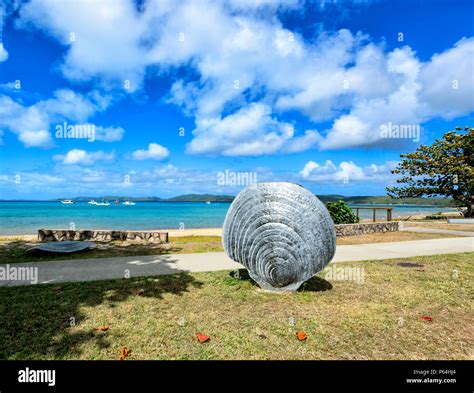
[39,89,99,120]
[419,37,474,119]
[0,89,122,147]
[186,102,320,156]
[306,40,474,150]
[284,130,322,153]
[132,143,170,160]
[53,149,115,165]
[0,95,53,147]
[227,0,301,11]
[300,161,320,178]
[0,42,8,62]
[13,0,474,154]
[319,46,423,149]
[17,0,150,89]
[0,163,221,198]
[95,126,125,142]
[300,160,398,182]
[186,103,290,156]
[0,1,17,62]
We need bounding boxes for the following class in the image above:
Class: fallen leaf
[420,316,433,322]
[196,332,210,343]
[93,325,110,331]
[118,347,131,360]
[296,331,307,341]
[135,289,145,296]
[51,286,63,292]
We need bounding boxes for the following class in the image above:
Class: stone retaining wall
[38,229,169,243]
[38,222,399,243]
[335,221,400,237]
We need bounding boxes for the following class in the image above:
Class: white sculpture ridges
[222,182,336,292]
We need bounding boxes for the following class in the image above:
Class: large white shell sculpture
[222,182,336,292]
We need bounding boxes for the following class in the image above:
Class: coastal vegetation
[325,201,359,224]
[1,253,471,360]
[388,126,474,216]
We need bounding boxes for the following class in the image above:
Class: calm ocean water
[0,201,457,235]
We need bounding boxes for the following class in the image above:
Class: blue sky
[0,0,473,199]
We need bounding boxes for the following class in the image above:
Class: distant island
[0,194,459,206]
[53,194,237,203]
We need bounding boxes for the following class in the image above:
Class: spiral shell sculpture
[223,182,336,292]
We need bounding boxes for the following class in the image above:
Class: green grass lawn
[0,232,461,264]
[0,236,224,264]
[0,252,472,360]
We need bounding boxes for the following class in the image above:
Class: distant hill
[62,196,164,202]
[51,194,234,203]
[42,194,458,206]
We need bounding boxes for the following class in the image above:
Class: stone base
[38,229,169,243]
[335,221,400,237]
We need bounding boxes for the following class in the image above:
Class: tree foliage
[387,126,474,217]
[326,200,359,224]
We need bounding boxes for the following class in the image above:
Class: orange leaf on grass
[118,347,131,360]
[196,332,210,343]
[51,286,63,292]
[93,325,110,331]
[420,316,433,322]
[296,331,307,341]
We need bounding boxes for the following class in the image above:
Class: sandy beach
[1,210,466,242]
[140,210,463,238]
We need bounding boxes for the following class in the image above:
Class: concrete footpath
[401,226,474,237]
[0,237,472,286]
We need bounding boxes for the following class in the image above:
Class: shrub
[425,212,446,220]
[325,200,359,224]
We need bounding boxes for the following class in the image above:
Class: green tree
[387,126,474,217]
[326,200,359,224]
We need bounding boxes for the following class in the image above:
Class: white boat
[88,200,97,205]
[206,201,211,205]
[123,200,136,205]
[61,199,74,204]
[96,201,110,206]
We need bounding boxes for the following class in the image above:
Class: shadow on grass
[298,276,333,292]
[0,269,203,359]
[0,240,183,264]
[228,269,333,293]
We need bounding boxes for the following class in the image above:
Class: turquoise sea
[0,201,457,235]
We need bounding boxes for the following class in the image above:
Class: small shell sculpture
[223,182,336,292]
